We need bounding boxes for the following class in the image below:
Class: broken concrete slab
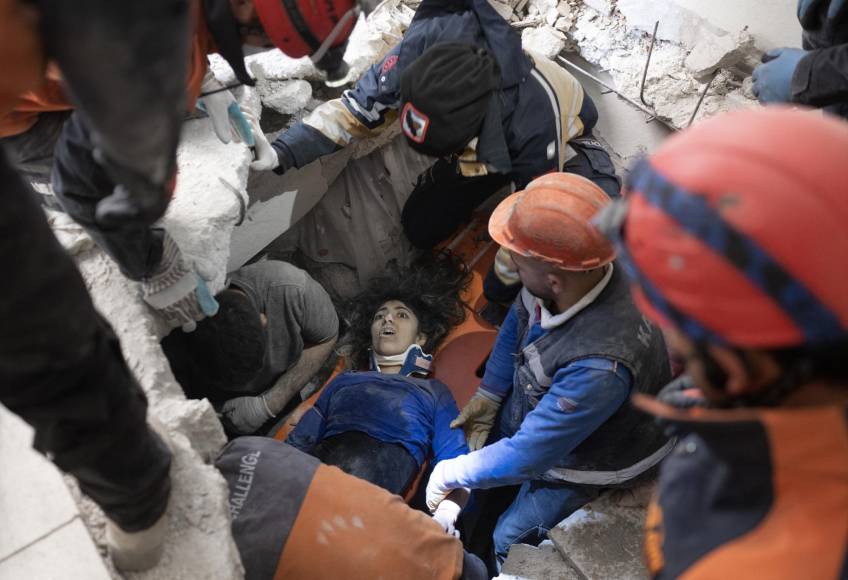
[259,80,313,116]
[498,542,582,580]
[549,491,649,580]
[685,31,756,81]
[615,0,798,54]
[527,0,557,17]
[668,0,800,51]
[616,0,727,48]
[522,26,567,59]
[555,16,573,31]
[343,0,416,81]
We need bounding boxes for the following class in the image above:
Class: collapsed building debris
[2,1,800,578]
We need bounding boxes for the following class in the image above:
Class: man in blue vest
[425,172,671,567]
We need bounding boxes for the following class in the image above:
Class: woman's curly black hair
[341,251,472,369]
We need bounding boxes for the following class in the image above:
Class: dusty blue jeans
[492,479,600,564]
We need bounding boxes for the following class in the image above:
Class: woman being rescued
[285,252,472,535]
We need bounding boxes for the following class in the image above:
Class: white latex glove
[243,109,280,171]
[197,70,253,145]
[221,394,275,434]
[142,231,219,332]
[426,459,459,513]
[432,498,462,538]
[451,391,501,451]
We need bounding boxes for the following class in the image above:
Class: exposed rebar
[639,21,660,109]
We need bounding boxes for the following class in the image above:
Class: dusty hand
[243,109,280,171]
[220,394,275,435]
[451,391,500,451]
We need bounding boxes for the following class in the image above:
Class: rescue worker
[0,0,361,571]
[249,0,620,249]
[217,436,488,580]
[597,107,848,579]
[0,0,191,571]
[1,0,361,330]
[752,0,848,117]
[163,260,339,436]
[425,173,672,567]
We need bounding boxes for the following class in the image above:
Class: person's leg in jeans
[492,479,601,566]
[401,157,511,249]
[51,111,164,281]
[0,150,171,531]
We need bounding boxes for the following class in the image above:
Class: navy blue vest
[500,266,673,485]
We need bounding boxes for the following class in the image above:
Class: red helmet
[603,107,848,348]
[489,173,616,270]
[254,0,357,73]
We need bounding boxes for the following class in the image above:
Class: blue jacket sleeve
[271,44,403,173]
[284,385,334,452]
[443,358,632,489]
[431,383,470,464]
[479,304,520,399]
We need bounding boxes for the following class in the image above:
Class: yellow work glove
[450,391,501,451]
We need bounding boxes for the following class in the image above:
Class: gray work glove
[451,391,501,451]
[220,394,275,435]
[142,231,219,331]
[197,70,254,145]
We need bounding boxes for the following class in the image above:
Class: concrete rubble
[2,1,799,578]
[497,483,655,580]
[499,542,582,579]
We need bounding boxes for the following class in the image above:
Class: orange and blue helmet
[597,107,848,348]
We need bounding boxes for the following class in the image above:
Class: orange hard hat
[488,172,616,270]
[254,0,357,59]
[602,107,848,348]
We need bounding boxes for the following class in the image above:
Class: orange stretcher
[273,214,501,499]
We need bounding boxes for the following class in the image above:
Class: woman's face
[370,300,426,356]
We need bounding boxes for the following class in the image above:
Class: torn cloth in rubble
[274,133,434,299]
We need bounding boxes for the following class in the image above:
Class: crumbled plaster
[562,3,761,128]
[522,26,567,59]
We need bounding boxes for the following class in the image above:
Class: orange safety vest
[636,392,848,579]
[0,0,216,140]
